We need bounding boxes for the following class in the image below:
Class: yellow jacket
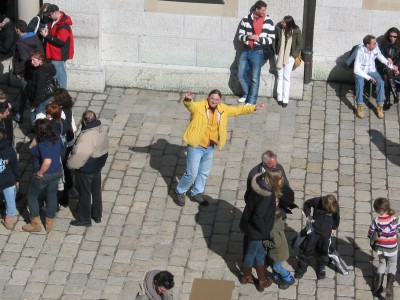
[183,99,256,150]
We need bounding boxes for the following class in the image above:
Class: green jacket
[263,217,289,262]
[275,22,303,58]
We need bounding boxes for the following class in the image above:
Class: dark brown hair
[46,103,62,123]
[35,119,58,144]
[374,198,395,216]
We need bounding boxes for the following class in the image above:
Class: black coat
[240,174,276,240]
[245,163,297,219]
[0,116,14,145]
[0,138,18,190]
[304,197,340,236]
[26,62,56,107]
[0,20,17,60]
[13,32,43,78]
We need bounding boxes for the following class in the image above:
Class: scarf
[276,29,292,68]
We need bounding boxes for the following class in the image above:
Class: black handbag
[44,77,60,98]
[263,44,274,60]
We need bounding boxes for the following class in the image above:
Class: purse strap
[34,16,40,34]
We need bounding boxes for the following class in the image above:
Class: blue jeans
[31,98,52,124]
[238,49,264,104]
[27,172,62,218]
[175,145,214,196]
[355,72,385,105]
[243,239,266,267]
[272,261,292,282]
[52,60,67,89]
[2,185,16,216]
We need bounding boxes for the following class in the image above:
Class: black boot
[316,265,326,280]
[372,273,384,295]
[390,79,399,104]
[385,273,395,295]
[384,90,391,111]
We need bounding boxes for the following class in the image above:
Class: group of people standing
[0,4,109,232]
[237,1,303,108]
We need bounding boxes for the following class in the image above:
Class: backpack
[369,219,382,251]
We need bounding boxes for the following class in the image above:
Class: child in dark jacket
[0,128,19,229]
[294,194,340,280]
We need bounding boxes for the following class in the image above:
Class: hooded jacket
[67,120,109,173]
[13,32,43,77]
[304,197,340,236]
[27,61,56,107]
[263,216,289,262]
[0,139,18,190]
[239,173,276,240]
[45,12,74,61]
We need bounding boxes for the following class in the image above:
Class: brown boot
[385,273,395,295]
[1,215,16,230]
[45,217,55,233]
[255,265,272,292]
[240,266,254,284]
[377,104,384,119]
[356,105,365,119]
[22,216,42,232]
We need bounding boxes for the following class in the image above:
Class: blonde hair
[322,194,339,213]
[262,169,283,198]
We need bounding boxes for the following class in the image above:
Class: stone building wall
[30,0,400,94]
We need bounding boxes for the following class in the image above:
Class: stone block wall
[313,0,400,82]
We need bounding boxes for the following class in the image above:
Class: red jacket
[45,12,74,61]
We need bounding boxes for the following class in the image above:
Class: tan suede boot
[45,217,55,233]
[1,215,16,230]
[22,216,42,232]
[377,104,384,119]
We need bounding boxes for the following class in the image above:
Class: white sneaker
[245,103,252,106]
[238,97,247,103]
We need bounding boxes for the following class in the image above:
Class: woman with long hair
[239,169,284,292]
[53,88,75,147]
[27,2,51,42]
[379,27,400,109]
[26,50,56,125]
[275,16,303,107]
[22,119,63,233]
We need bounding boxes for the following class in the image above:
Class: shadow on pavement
[129,138,186,204]
[195,197,243,279]
[369,129,400,167]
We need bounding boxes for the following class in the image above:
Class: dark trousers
[75,170,102,222]
[297,232,330,272]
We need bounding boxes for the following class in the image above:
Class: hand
[331,230,336,236]
[15,182,19,188]
[369,77,377,85]
[249,34,259,41]
[16,75,22,79]
[393,65,398,72]
[183,92,192,101]
[40,28,48,37]
[387,58,393,66]
[35,173,43,180]
[254,103,265,111]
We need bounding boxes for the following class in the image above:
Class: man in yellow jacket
[175,89,265,206]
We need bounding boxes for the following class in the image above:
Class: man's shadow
[369,129,400,166]
[129,138,186,203]
[228,23,244,96]
[195,197,244,278]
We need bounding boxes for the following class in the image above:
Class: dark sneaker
[279,276,295,289]
[70,220,92,227]
[191,194,209,206]
[317,265,326,280]
[176,193,186,206]
[294,270,305,279]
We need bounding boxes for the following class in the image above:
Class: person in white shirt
[354,35,397,119]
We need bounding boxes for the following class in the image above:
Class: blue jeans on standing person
[27,172,62,218]
[272,261,292,282]
[243,239,266,267]
[355,72,385,105]
[238,49,264,104]
[2,185,17,216]
[52,60,67,89]
[31,98,52,124]
[175,145,214,196]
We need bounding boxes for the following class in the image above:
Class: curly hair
[382,27,400,50]
[35,119,58,144]
[153,271,174,290]
[53,88,74,108]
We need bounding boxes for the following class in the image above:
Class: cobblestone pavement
[0,81,399,299]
